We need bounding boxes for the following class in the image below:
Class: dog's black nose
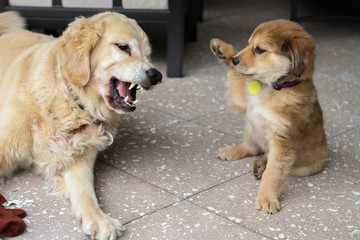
[232,57,240,66]
[146,68,162,85]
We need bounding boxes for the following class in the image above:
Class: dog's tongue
[117,81,132,102]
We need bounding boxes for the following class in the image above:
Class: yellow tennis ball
[249,81,262,95]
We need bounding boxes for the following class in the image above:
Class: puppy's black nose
[232,57,240,66]
[146,68,162,85]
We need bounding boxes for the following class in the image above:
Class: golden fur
[0,11,162,239]
[210,19,326,214]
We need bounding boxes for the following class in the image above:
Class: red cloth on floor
[0,194,27,237]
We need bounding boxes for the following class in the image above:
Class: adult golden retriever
[0,11,162,239]
[210,19,326,214]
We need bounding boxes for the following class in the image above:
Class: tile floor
[2,0,360,239]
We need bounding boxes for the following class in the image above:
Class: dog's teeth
[124,96,129,103]
[133,100,138,104]
[129,83,136,90]
[137,85,141,90]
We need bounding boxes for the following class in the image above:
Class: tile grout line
[327,126,360,140]
[185,199,271,239]
[98,159,256,226]
[98,159,180,200]
[195,120,242,138]
[121,170,250,226]
[98,160,182,226]
[181,172,272,239]
[139,103,226,123]
[182,171,251,202]
[134,104,243,139]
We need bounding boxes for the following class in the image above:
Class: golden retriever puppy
[210,19,326,214]
[0,11,162,239]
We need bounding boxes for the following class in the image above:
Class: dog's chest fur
[245,86,288,152]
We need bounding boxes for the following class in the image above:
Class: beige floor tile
[122,201,264,239]
[195,109,246,137]
[2,171,84,240]
[3,162,178,239]
[327,128,360,179]
[137,68,228,120]
[190,170,360,239]
[101,121,254,199]
[93,162,179,224]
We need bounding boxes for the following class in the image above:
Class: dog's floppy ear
[283,37,315,77]
[59,17,104,87]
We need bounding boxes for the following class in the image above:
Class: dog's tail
[0,11,26,36]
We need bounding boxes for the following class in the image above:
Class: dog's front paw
[217,146,241,161]
[217,144,253,161]
[255,196,281,215]
[210,38,228,60]
[81,213,125,240]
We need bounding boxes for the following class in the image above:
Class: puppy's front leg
[64,157,125,240]
[218,122,261,161]
[255,140,296,214]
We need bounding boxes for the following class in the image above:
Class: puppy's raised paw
[210,38,236,62]
[210,39,226,59]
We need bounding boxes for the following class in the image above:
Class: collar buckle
[272,82,282,90]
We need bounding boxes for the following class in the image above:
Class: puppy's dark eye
[255,46,266,54]
[116,43,131,54]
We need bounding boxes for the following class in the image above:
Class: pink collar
[59,62,85,110]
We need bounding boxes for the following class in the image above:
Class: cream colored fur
[0,11,25,35]
[0,11,161,239]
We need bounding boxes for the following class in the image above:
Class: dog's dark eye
[255,46,266,54]
[116,43,131,54]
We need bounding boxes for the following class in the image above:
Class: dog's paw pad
[210,39,228,60]
[213,45,226,59]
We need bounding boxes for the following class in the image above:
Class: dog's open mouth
[109,77,149,112]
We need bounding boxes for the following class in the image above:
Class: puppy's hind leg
[210,38,237,67]
[63,153,125,240]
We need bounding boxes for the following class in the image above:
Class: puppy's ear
[59,17,104,87]
[283,37,315,77]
